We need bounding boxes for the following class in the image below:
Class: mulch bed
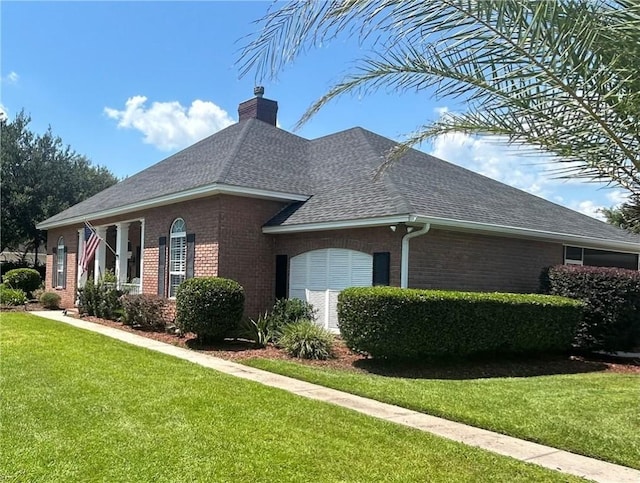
[18,306,640,378]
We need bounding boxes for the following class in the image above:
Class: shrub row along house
[37,89,640,328]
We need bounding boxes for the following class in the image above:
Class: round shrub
[40,291,62,309]
[175,277,244,341]
[0,286,27,306]
[3,268,42,297]
[279,319,334,360]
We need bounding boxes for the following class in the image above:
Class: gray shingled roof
[39,118,639,246]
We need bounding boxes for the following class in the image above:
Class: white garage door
[289,248,373,331]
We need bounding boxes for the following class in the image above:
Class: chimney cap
[254,86,265,98]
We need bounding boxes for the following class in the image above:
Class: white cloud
[430,131,556,197]
[567,200,607,221]
[428,130,625,220]
[433,106,449,116]
[2,71,19,84]
[0,104,7,121]
[104,96,234,150]
[605,189,629,207]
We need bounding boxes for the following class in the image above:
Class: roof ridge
[353,128,413,215]
[217,119,255,184]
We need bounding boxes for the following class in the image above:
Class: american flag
[79,223,101,275]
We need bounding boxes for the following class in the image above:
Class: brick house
[37,89,640,328]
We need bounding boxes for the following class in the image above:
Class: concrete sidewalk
[30,311,640,483]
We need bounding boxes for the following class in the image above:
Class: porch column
[94,226,107,283]
[76,228,85,304]
[139,218,145,293]
[115,222,130,287]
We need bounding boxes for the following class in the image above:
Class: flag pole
[85,220,118,257]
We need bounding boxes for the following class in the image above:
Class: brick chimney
[238,86,278,126]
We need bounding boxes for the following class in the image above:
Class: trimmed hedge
[3,268,41,297]
[338,287,583,359]
[542,265,640,351]
[175,277,244,341]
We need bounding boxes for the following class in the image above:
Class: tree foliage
[239,0,640,199]
[1,111,118,261]
[601,201,640,234]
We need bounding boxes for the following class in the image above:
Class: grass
[242,358,640,469]
[0,313,583,482]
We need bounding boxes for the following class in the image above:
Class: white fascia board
[262,215,415,234]
[413,215,640,253]
[36,184,309,230]
[262,212,639,253]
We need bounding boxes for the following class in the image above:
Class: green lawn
[0,313,582,482]
[243,358,640,469]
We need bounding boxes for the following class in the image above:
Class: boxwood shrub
[542,265,640,351]
[3,268,41,297]
[175,277,244,341]
[338,287,582,359]
[39,291,62,309]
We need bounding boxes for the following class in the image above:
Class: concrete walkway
[30,311,640,483]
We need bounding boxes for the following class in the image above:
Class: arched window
[56,236,65,287]
[169,218,186,297]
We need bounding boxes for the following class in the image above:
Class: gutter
[401,222,431,288]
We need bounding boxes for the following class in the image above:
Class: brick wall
[45,226,80,308]
[408,228,563,293]
[217,196,288,316]
[133,198,223,295]
[41,197,563,315]
[274,226,405,290]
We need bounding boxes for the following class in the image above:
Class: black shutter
[373,252,390,286]
[62,246,68,289]
[158,236,167,296]
[51,247,58,288]
[275,255,288,299]
[186,233,195,279]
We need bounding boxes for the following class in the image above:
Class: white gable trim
[36,184,310,230]
[263,213,640,253]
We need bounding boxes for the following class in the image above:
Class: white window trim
[169,218,186,298]
[56,236,65,288]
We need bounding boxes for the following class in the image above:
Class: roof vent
[238,87,278,126]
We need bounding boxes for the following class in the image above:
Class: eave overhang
[36,183,310,230]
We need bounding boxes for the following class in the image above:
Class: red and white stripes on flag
[79,223,101,275]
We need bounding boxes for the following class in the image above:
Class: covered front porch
[78,219,145,294]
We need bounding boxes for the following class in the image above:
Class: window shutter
[158,236,167,296]
[186,233,195,279]
[62,246,68,289]
[51,247,58,288]
[275,255,288,299]
[372,252,390,286]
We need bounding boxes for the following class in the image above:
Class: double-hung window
[56,236,65,287]
[169,218,187,297]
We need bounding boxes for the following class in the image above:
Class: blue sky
[1,1,628,219]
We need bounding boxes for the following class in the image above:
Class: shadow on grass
[185,337,259,352]
[352,354,612,380]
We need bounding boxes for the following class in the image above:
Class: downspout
[400,222,431,288]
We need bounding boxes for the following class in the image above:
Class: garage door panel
[289,248,373,332]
